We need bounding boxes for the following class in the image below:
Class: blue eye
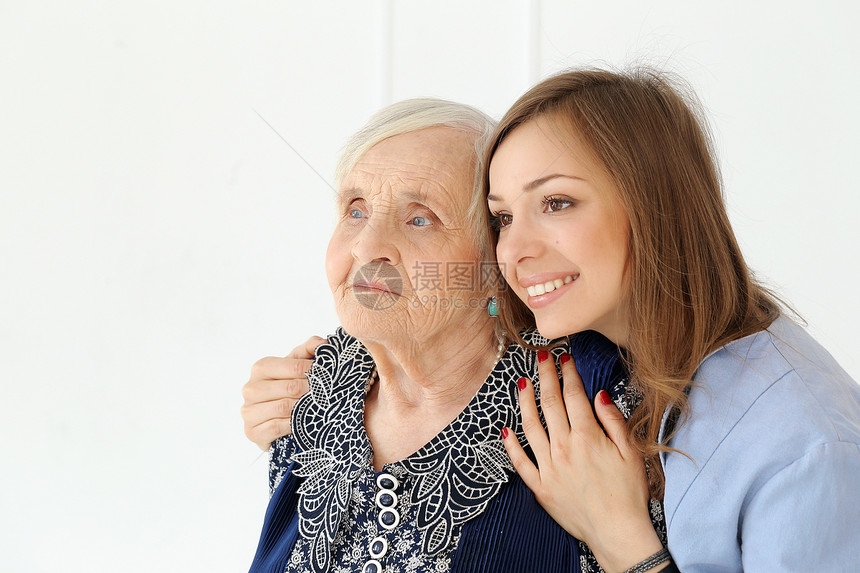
[411,216,430,227]
[350,209,364,219]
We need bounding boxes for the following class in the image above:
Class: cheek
[593,230,630,296]
[605,225,630,276]
[603,203,631,281]
[324,232,349,292]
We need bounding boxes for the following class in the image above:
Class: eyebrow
[337,186,449,217]
[399,188,431,204]
[337,187,361,204]
[338,187,431,203]
[487,173,584,202]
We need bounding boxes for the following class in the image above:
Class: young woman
[488,68,860,571]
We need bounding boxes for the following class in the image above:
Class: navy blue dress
[249,328,661,573]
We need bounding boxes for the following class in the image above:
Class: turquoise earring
[488,296,498,317]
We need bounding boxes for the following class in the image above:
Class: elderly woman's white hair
[334,98,497,258]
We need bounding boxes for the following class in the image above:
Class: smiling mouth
[526,274,578,297]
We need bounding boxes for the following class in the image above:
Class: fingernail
[517,377,528,391]
[537,350,549,363]
[560,352,571,365]
[501,427,509,439]
[599,390,612,406]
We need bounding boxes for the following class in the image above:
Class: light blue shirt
[662,316,860,571]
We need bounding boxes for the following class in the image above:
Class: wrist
[618,548,671,573]
[589,518,665,573]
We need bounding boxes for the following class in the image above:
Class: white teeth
[527,274,577,297]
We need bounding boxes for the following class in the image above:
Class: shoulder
[311,327,366,367]
[306,327,373,388]
[514,328,628,406]
[690,315,860,446]
[663,315,860,525]
[291,327,375,451]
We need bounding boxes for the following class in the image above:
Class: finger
[500,426,541,487]
[594,390,638,459]
[559,356,604,443]
[516,376,551,462]
[250,356,314,382]
[287,335,327,359]
[240,396,299,429]
[535,349,570,438]
[242,377,310,404]
[245,416,294,450]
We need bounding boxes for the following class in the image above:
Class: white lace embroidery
[278,327,665,573]
[286,328,559,573]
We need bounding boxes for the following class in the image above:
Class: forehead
[488,118,629,225]
[493,118,590,170]
[341,127,476,207]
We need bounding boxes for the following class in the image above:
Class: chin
[533,316,573,341]
[337,306,406,342]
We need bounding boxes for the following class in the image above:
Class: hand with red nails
[240,336,324,451]
[501,350,667,572]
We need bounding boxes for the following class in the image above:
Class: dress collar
[289,327,559,573]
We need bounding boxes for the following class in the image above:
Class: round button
[376,473,399,491]
[362,560,382,573]
[378,507,400,530]
[375,490,398,510]
[369,536,388,559]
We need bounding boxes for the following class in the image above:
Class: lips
[350,261,404,298]
[525,274,578,297]
[352,281,400,296]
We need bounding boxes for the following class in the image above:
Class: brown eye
[543,196,573,213]
[490,213,512,230]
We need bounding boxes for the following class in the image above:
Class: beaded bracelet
[622,547,671,573]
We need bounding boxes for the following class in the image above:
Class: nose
[351,220,401,266]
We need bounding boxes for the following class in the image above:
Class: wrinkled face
[487,118,631,344]
[326,127,488,344]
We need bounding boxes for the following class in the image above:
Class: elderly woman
[246,99,662,573]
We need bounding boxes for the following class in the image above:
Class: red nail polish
[599,390,612,406]
[501,427,509,439]
[560,352,571,364]
[537,350,549,363]
[517,377,527,391]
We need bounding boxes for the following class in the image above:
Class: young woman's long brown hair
[484,68,781,496]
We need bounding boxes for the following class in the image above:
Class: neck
[360,313,501,468]
[362,316,500,408]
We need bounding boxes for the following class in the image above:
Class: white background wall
[2,1,858,571]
